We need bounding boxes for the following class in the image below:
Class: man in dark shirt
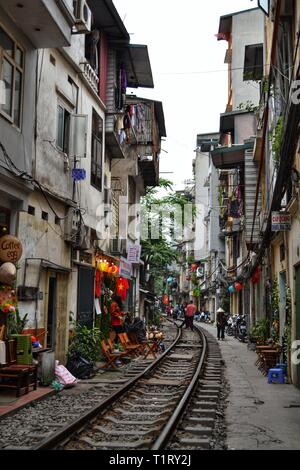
[216,307,227,340]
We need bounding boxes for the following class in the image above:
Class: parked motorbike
[226,314,238,336]
[237,316,247,343]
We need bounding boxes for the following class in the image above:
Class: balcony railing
[80,60,99,94]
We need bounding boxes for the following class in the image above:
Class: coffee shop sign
[271,212,291,232]
[0,235,23,263]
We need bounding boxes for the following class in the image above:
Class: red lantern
[234,282,243,291]
[191,263,198,272]
[163,295,169,305]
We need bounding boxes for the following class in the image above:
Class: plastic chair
[275,363,287,375]
[268,368,285,384]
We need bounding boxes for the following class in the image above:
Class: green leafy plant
[7,309,28,336]
[68,322,102,364]
[272,115,284,169]
[271,276,279,318]
[250,318,270,343]
[237,100,259,113]
[283,287,292,359]
[191,273,198,286]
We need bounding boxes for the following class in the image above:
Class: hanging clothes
[116,277,129,301]
[95,270,101,298]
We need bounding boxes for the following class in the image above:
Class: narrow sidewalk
[200,322,300,450]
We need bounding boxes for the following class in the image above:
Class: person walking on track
[180,300,196,331]
[216,307,227,340]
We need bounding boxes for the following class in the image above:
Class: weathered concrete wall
[194,150,209,261]
[232,9,264,111]
[17,191,71,327]
[0,7,37,175]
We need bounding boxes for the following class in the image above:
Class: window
[91,108,103,190]
[243,44,263,81]
[0,207,10,235]
[0,25,23,127]
[56,105,70,154]
[85,29,100,75]
[28,205,35,216]
[280,244,285,262]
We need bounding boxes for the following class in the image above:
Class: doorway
[77,266,95,328]
[46,275,57,349]
[279,271,287,344]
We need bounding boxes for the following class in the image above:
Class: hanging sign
[127,244,141,264]
[271,212,291,231]
[119,257,132,279]
[0,235,23,263]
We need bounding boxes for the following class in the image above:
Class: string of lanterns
[228,282,243,293]
[96,257,120,275]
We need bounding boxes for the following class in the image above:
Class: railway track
[0,321,225,450]
[0,320,177,450]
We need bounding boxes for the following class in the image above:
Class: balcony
[0,0,74,48]
[106,114,138,159]
[138,155,159,187]
[211,142,253,169]
[79,60,99,95]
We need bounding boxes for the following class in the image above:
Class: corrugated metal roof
[87,0,130,42]
[121,44,154,89]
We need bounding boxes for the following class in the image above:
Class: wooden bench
[0,364,37,397]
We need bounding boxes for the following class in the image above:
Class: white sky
[113,0,256,189]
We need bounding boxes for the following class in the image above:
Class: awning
[40,259,72,273]
[87,0,130,42]
[120,45,154,89]
[211,142,253,169]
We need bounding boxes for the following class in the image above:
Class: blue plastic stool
[275,363,287,375]
[268,368,285,384]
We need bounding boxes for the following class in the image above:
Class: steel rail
[151,324,207,450]
[33,319,181,450]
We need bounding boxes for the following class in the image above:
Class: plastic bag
[66,352,93,379]
[55,360,77,388]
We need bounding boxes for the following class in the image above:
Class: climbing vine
[271,115,284,169]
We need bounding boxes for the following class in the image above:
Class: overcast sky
[113,0,256,189]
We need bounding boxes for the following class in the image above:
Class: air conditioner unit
[78,226,91,250]
[64,207,81,243]
[110,238,126,256]
[73,0,92,33]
